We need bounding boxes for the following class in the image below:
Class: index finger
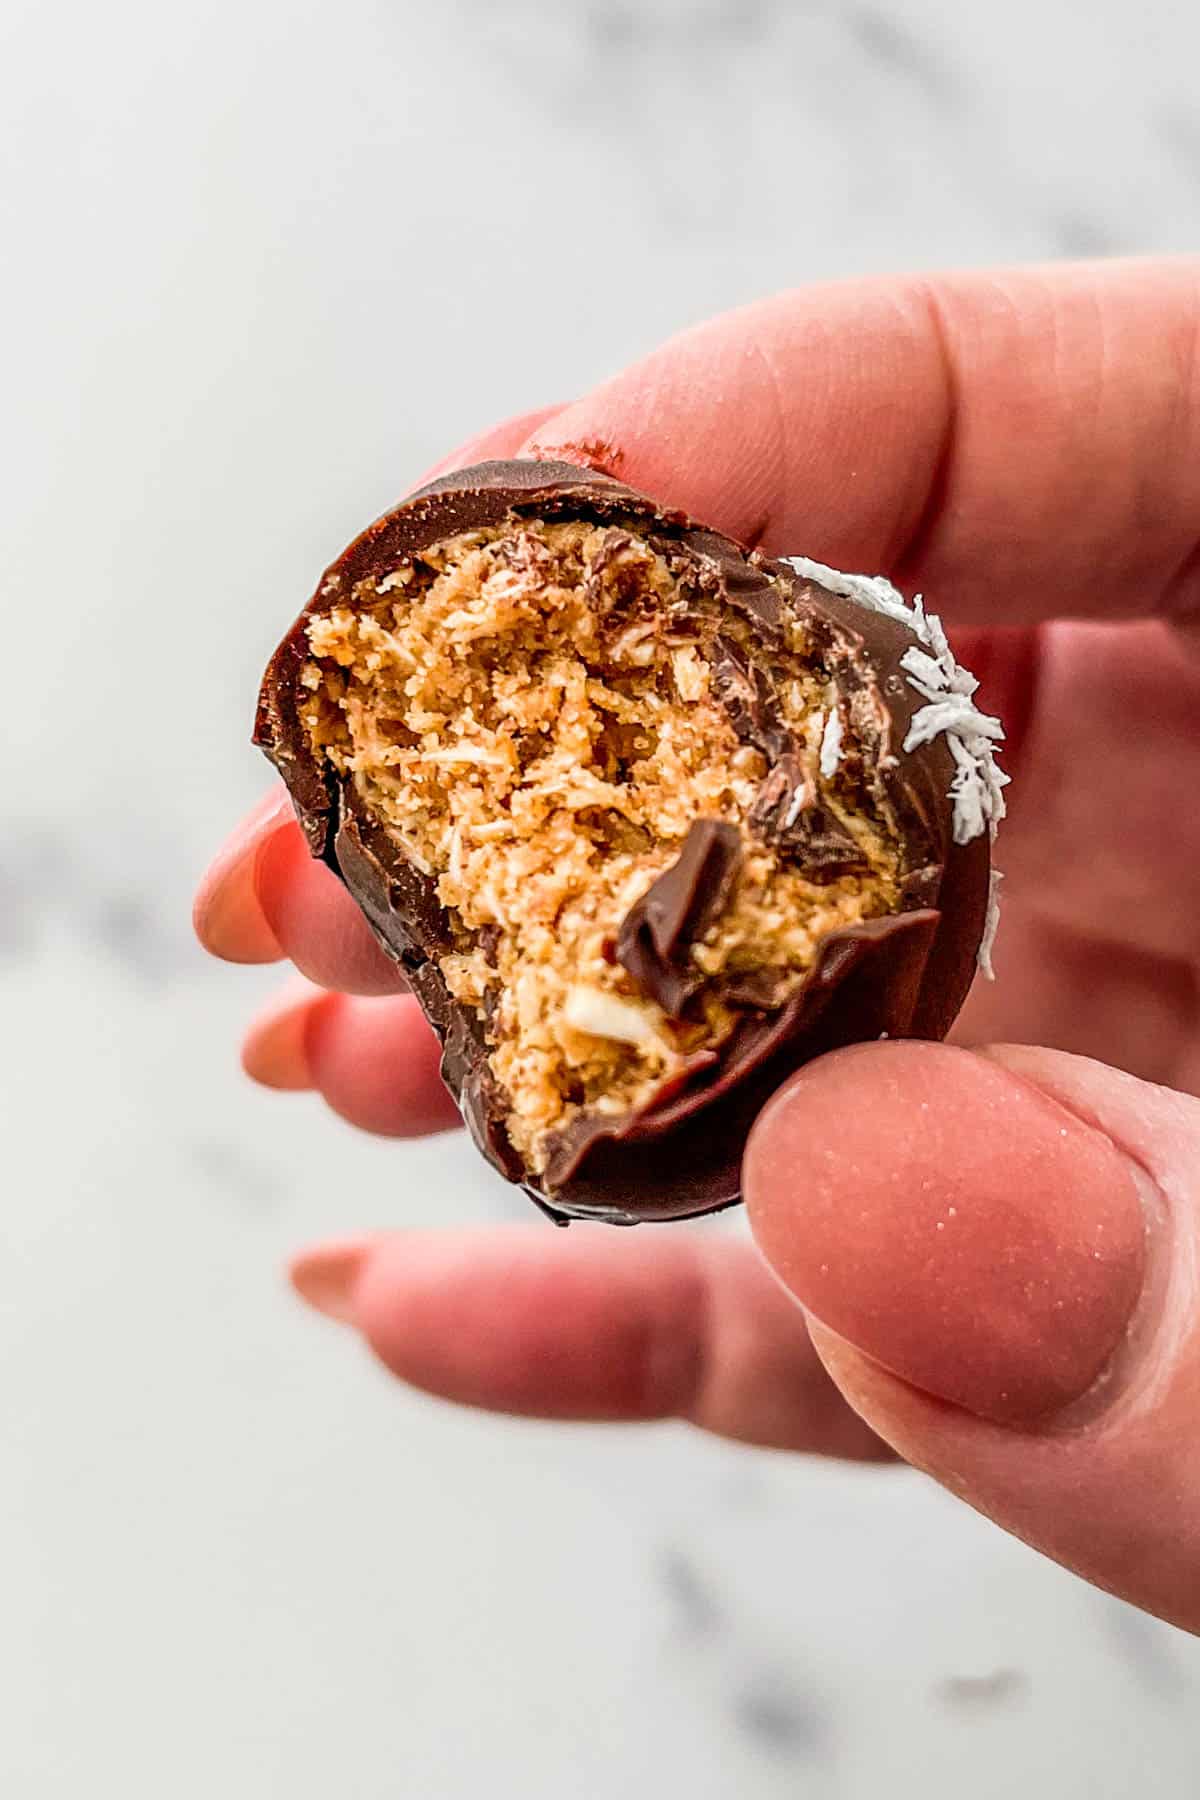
[525,258,1200,628]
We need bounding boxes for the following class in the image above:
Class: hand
[194,260,1200,1632]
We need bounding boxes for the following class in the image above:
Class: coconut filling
[298,517,905,1174]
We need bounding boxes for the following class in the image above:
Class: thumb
[743,1040,1200,1632]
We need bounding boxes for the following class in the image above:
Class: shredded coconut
[977,869,1003,980]
[819,707,843,780]
[788,555,1008,976]
[783,785,808,829]
[419,746,512,768]
[562,986,661,1047]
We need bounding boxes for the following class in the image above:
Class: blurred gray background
[2,1,1198,1793]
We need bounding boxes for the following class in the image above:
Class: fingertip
[241,980,327,1089]
[512,309,783,548]
[417,403,567,485]
[351,1229,701,1421]
[304,991,461,1138]
[290,1237,375,1324]
[286,1225,891,1456]
[744,1041,1146,1425]
[193,789,291,963]
[254,823,407,995]
[764,1048,1200,1633]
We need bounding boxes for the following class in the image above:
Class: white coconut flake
[977,869,1003,980]
[898,646,957,694]
[562,986,660,1047]
[787,554,1008,976]
[419,745,511,768]
[671,644,707,701]
[783,785,808,830]
[446,825,465,885]
[902,693,1004,756]
[819,707,843,780]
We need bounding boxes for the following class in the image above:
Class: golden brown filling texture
[299,518,903,1171]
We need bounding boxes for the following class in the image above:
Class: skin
[194,260,1200,1632]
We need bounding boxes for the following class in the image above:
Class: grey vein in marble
[935,1669,1031,1712]
[657,1548,727,1644]
[1051,213,1124,259]
[731,1669,834,1760]
[1101,1597,1193,1701]
[182,1136,284,1217]
[0,820,194,977]
[844,4,959,107]
[1159,106,1200,183]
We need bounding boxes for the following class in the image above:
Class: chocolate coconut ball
[256,459,1005,1223]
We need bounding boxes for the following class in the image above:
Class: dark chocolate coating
[615,818,743,1017]
[255,460,990,1224]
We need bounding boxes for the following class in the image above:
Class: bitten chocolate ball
[256,460,1006,1224]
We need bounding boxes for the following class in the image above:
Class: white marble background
[2,1,1198,1793]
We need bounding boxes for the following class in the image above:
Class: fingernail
[290,1239,373,1325]
[241,981,325,1089]
[192,790,291,962]
[744,1042,1147,1426]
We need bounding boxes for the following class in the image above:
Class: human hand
[195,259,1200,1631]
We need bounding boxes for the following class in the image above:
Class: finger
[195,405,569,973]
[253,822,411,994]
[416,402,565,486]
[744,1039,1200,1633]
[246,987,457,1137]
[240,976,325,1089]
[287,1228,890,1458]
[976,619,1200,969]
[952,894,1198,1090]
[192,788,290,963]
[196,800,406,991]
[306,991,456,1137]
[522,259,1200,628]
